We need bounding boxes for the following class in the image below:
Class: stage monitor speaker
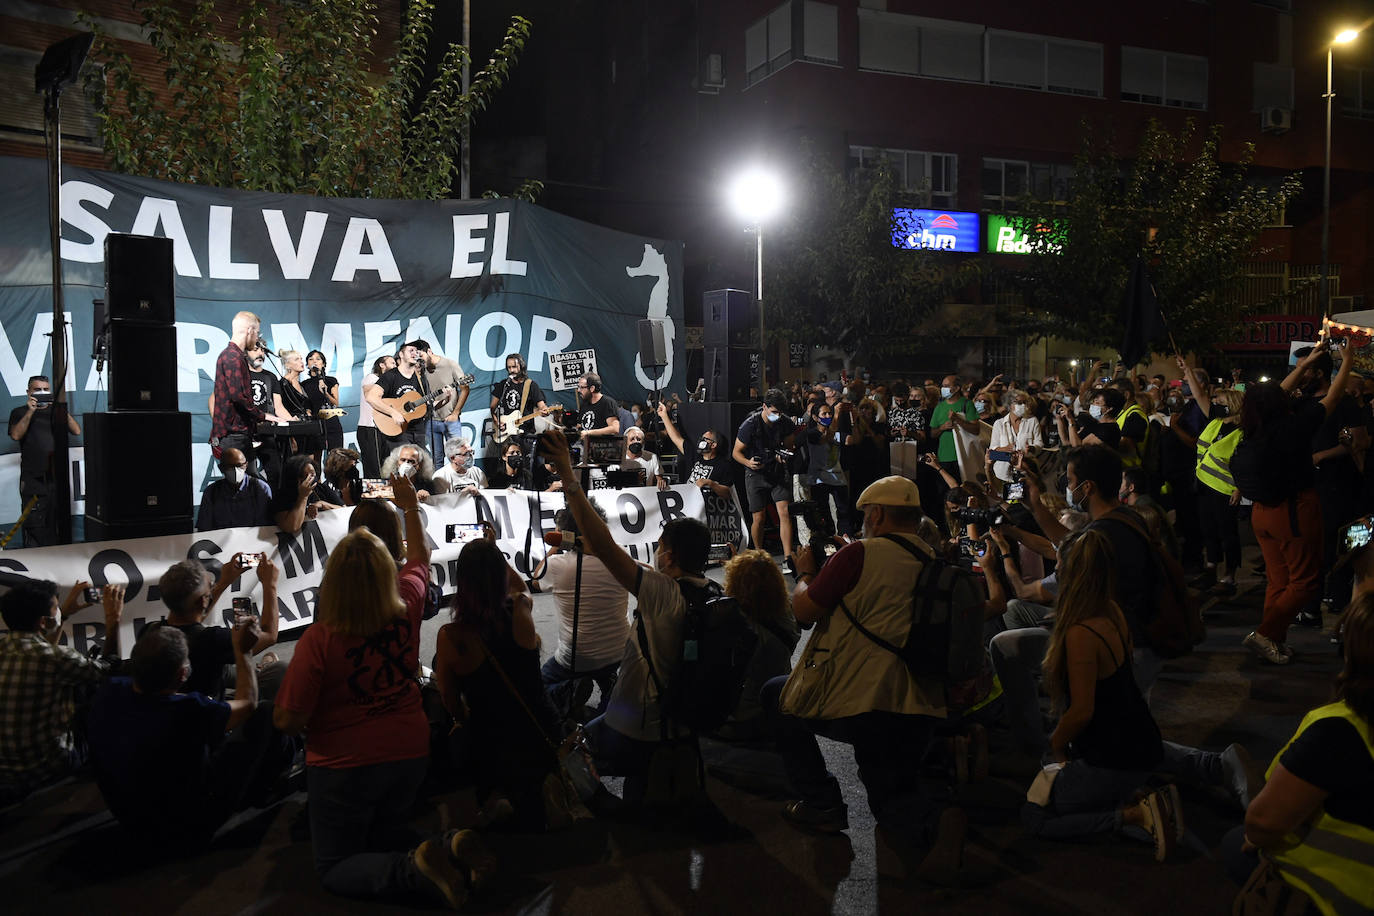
[704,347,761,402]
[83,411,193,522]
[105,233,175,324]
[637,318,669,369]
[107,322,177,411]
[703,289,758,349]
[85,515,193,543]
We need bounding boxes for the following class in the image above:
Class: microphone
[543,530,583,550]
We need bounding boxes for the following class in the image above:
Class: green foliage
[1000,118,1302,357]
[764,148,980,358]
[79,0,532,200]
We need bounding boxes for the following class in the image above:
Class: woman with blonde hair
[273,349,324,463]
[1025,529,1254,860]
[274,476,488,908]
[716,549,800,741]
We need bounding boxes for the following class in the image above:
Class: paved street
[0,544,1342,915]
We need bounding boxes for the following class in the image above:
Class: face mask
[697,439,711,452]
[628,441,644,455]
[940,387,953,399]
[1066,482,1088,513]
[451,454,469,470]
[1213,404,1230,416]
[506,454,525,469]
[1012,404,1028,418]
[225,466,246,485]
[1059,394,1072,405]
[766,411,780,423]
[1166,398,1182,411]
[974,400,987,413]
[631,410,640,420]
[818,415,832,427]
[1088,404,1104,420]
[398,460,417,477]
[250,357,265,370]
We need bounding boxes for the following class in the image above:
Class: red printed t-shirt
[276,557,430,768]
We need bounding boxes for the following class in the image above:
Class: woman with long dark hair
[305,349,344,452]
[1232,342,1354,664]
[433,538,563,829]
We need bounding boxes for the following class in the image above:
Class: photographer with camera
[733,390,799,570]
[198,447,274,531]
[8,375,81,547]
[799,402,850,538]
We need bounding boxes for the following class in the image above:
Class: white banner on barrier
[0,484,747,655]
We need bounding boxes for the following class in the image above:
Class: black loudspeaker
[108,323,177,411]
[105,234,175,323]
[637,318,669,369]
[704,347,761,402]
[83,412,193,524]
[85,515,194,542]
[703,289,757,348]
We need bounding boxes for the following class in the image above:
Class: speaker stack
[84,233,193,540]
[702,288,760,402]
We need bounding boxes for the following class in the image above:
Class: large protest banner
[0,157,684,526]
[0,484,747,653]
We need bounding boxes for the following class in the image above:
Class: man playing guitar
[490,353,551,441]
[364,341,450,454]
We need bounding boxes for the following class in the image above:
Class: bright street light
[1336,29,1360,44]
[727,166,785,391]
[1323,27,1362,316]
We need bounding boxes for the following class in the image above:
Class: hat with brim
[857,476,921,509]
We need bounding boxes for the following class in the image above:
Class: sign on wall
[1221,315,1322,352]
[985,213,1063,254]
[891,208,981,253]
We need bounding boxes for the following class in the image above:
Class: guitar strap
[519,378,532,417]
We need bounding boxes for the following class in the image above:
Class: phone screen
[445,523,486,544]
[232,596,256,621]
[1004,481,1025,503]
[1344,522,1372,553]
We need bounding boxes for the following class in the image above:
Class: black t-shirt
[140,620,235,701]
[1313,394,1362,489]
[304,374,340,412]
[1087,418,1123,449]
[1280,715,1374,829]
[249,369,279,415]
[735,412,797,461]
[492,377,548,431]
[578,394,620,433]
[681,439,735,487]
[375,368,426,431]
[8,405,54,487]
[1119,410,1148,444]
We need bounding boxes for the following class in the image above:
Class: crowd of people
[3,316,1372,912]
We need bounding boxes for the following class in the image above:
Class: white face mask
[1066,482,1088,512]
[1088,404,1104,420]
[1012,403,1028,418]
[974,400,987,413]
[226,466,246,485]
[940,386,953,399]
[398,460,417,478]
[766,411,780,423]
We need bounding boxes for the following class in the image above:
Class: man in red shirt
[211,311,266,468]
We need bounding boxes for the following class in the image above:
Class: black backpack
[636,578,758,735]
[1231,434,1291,506]
[839,534,984,682]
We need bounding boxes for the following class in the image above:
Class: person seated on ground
[273,475,490,908]
[319,447,363,506]
[434,437,487,495]
[1022,528,1256,861]
[530,506,628,723]
[540,428,715,801]
[270,454,335,533]
[380,443,439,501]
[149,554,282,701]
[713,549,799,744]
[488,439,532,489]
[0,580,124,802]
[435,537,565,830]
[764,476,966,883]
[1222,592,1374,915]
[88,620,296,848]
[197,447,273,531]
[621,426,666,489]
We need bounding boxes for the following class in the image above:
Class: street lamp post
[1322,28,1360,317]
[727,168,784,394]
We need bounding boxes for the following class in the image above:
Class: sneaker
[1138,785,1183,862]
[1295,611,1323,629]
[449,828,497,892]
[782,798,849,834]
[783,555,798,579]
[412,838,471,910]
[1244,631,1290,665]
[1220,744,1262,811]
[915,807,967,885]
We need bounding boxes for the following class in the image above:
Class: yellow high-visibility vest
[1116,403,1147,467]
[1265,701,1374,916]
[1194,417,1241,497]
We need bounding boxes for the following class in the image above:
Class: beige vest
[780,533,947,720]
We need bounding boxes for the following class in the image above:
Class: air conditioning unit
[699,52,725,92]
[1261,106,1292,134]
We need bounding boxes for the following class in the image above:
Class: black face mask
[628,441,644,455]
[506,454,525,469]
[1213,404,1230,417]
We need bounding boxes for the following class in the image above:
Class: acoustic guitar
[374,374,475,437]
[493,405,565,443]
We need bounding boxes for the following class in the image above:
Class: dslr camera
[952,506,1004,528]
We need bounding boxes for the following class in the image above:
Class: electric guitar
[493,405,565,443]
[373,374,475,437]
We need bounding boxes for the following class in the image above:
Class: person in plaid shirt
[210,311,266,465]
[0,578,124,801]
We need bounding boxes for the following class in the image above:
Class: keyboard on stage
[256,420,325,438]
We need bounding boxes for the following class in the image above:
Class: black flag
[1120,255,1167,366]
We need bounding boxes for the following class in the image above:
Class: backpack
[838,534,985,682]
[1231,435,1292,507]
[636,578,758,735]
[1105,508,1204,658]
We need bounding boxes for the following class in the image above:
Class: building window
[982,158,1071,210]
[1337,67,1374,118]
[1121,47,1208,110]
[986,30,1103,97]
[746,1,838,87]
[857,11,982,83]
[1252,62,1294,111]
[850,146,958,206]
[0,45,102,150]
